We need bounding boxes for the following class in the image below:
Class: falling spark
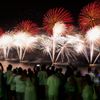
[79,1,100,32]
[36,35,53,62]
[0,32,13,59]
[43,7,73,35]
[13,31,31,60]
[86,26,100,63]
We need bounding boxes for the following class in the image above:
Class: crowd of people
[0,62,100,100]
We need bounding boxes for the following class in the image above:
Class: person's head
[84,74,92,85]
[94,68,99,75]
[67,76,75,84]
[76,70,82,77]
[0,63,3,72]
[88,67,92,73]
[23,69,27,75]
[41,64,46,71]
[28,70,33,77]
[51,66,55,71]
[0,63,3,67]
[28,68,31,72]
[7,64,12,71]
[58,68,62,73]
[12,69,17,74]
[18,67,23,75]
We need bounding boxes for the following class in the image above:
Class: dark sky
[0,0,95,29]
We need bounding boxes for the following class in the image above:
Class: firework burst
[79,1,100,32]
[35,35,53,61]
[13,31,32,60]
[55,36,77,63]
[43,8,73,35]
[0,31,14,59]
[85,26,100,63]
[15,20,39,35]
[21,36,37,60]
[53,21,67,36]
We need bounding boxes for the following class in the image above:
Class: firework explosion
[0,2,100,65]
[79,1,100,32]
[52,22,67,64]
[43,8,73,35]
[0,31,14,59]
[13,31,33,60]
[85,26,100,63]
[55,36,77,63]
[35,35,53,61]
[15,20,39,35]
[53,21,67,36]
[0,28,99,64]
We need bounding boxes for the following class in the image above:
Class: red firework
[0,28,4,36]
[15,20,39,35]
[79,1,100,32]
[43,8,73,35]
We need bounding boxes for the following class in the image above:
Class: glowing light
[53,21,67,36]
[79,1,100,31]
[86,26,100,43]
[15,20,39,35]
[35,35,53,61]
[13,31,31,60]
[22,36,37,60]
[86,26,100,63]
[74,43,85,53]
[55,36,77,63]
[0,32,14,59]
[43,7,73,35]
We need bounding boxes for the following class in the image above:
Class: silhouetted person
[25,70,37,100]
[37,64,48,100]
[55,68,65,100]
[65,65,74,80]
[4,64,13,100]
[0,63,4,100]
[47,71,60,100]
[88,67,95,81]
[82,74,94,100]
[65,76,78,100]
[14,68,26,100]
[8,69,17,100]
[93,68,100,100]
[50,66,55,75]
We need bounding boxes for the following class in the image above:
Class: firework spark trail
[13,31,31,60]
[43,8,73,35]
[55,36,77,63]
[86,26,100,63]
[45,46,53,62]
[65,34,88,63]
[90,42,94,63]
[93,52,100,64]
[0,32,14,59]
[79,1,100,32]
[35,35,53,62]
[43,7,73,64]
[52,37,56,64]
[52,22,67,64]
[92,47,100,64]
[55,43,75,63]
[15,20,39,35]
[55,36,68,62]
[22,36,37,60]
[72,34,90,63]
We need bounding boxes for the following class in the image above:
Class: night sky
[0,0,95,30]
